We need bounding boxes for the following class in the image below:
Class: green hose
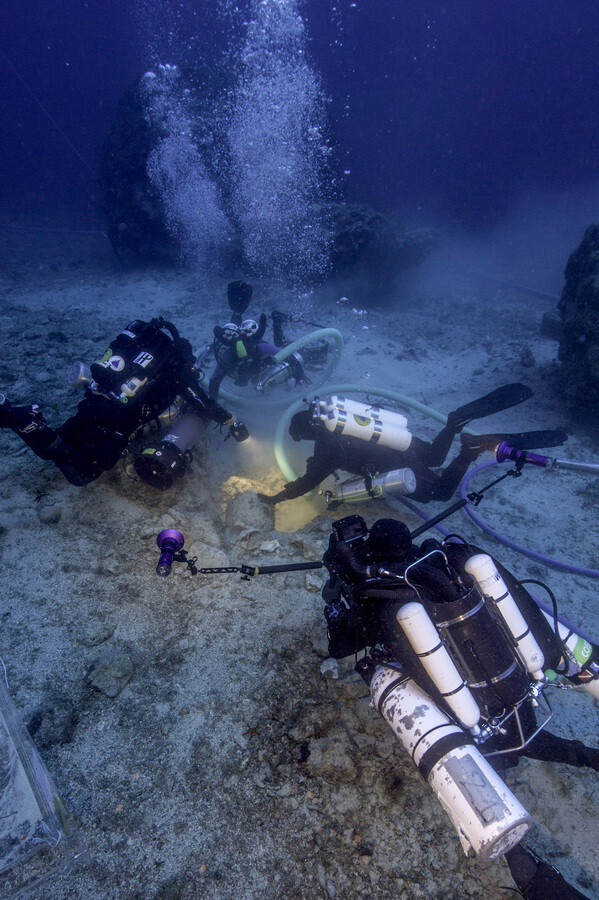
[216,328,344,410]
[274,383,477,482]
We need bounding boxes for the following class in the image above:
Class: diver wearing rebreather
[324,515,597,900]
[0,317,241,489]
[258,384,568,505]
[208,280,308,400]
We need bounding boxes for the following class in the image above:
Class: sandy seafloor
[0,221,598,900]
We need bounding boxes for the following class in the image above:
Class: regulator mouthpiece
[156,529,184,576]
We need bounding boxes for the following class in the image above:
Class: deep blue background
[1,0,598,226]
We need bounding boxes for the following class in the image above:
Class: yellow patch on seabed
[275,496,320,532]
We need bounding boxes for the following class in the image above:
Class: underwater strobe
[156,529,185,577]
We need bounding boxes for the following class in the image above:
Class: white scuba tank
[370,665,532,862]
[315,395,412,451]
[396,601,481,732]
[464,554,545,681]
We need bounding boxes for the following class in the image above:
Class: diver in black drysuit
[0,318,235,487]
[258,384,568,506]
[325,516,598,900]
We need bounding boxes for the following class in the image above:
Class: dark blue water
[1,0,598,229]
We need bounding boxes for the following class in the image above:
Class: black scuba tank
[422,579,532,720]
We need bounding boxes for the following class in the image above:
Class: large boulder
[326,203,433,284]
[99,75,433,283]
[558,225,599,425]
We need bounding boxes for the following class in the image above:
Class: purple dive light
[156,529,185,577]
[495,442,553,468]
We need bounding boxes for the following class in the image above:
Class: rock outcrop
[558,225,599,425]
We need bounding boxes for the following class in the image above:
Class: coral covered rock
[326,204,433,281]
[558,225,599,424]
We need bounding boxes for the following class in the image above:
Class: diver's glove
[257,491,284,506]
[0,396,47,434]
[255,313,267,342]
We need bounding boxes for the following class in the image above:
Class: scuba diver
[322,513,599,899]
[208,281,309,400]
[257,384,568,506]
[0,317,248,491]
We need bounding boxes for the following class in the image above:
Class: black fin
[448,383,533,429]
[463,429,568,453]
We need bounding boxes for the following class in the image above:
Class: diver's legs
[446,383,533,431]
[410,446,479,503]
[20,421,101,486]
[520,730,599,772]
[421,383,536,468]
[418,424,460,467]
[420,383,539,468]
[271,310,290,347]
[0,399,66,463]
[0,397,48,436]
[0,398,110,486]
[505,843,589,900]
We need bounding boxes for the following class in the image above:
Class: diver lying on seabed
[257,383,568,507]
[208,280,309,400]
[0,317,248,491]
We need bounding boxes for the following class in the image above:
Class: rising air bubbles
[228,0,332,283]
[140,2,333,284]
[142,64,233,274]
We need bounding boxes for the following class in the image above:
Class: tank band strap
[418,732,475,782]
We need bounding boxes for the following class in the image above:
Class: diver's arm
[262,454,335,503]
[254,313,267,342]
[181,375,232,425]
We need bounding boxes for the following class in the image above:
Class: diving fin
[462,429,568,454]
[447,383,533,430]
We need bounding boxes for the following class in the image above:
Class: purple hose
[393,489,599,644]
[460,460,599,579]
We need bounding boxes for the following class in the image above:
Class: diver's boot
[505,843,589,899]
[460,429,568,456]
[446,383,533,431]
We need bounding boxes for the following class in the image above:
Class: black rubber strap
[418,732,474,781]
